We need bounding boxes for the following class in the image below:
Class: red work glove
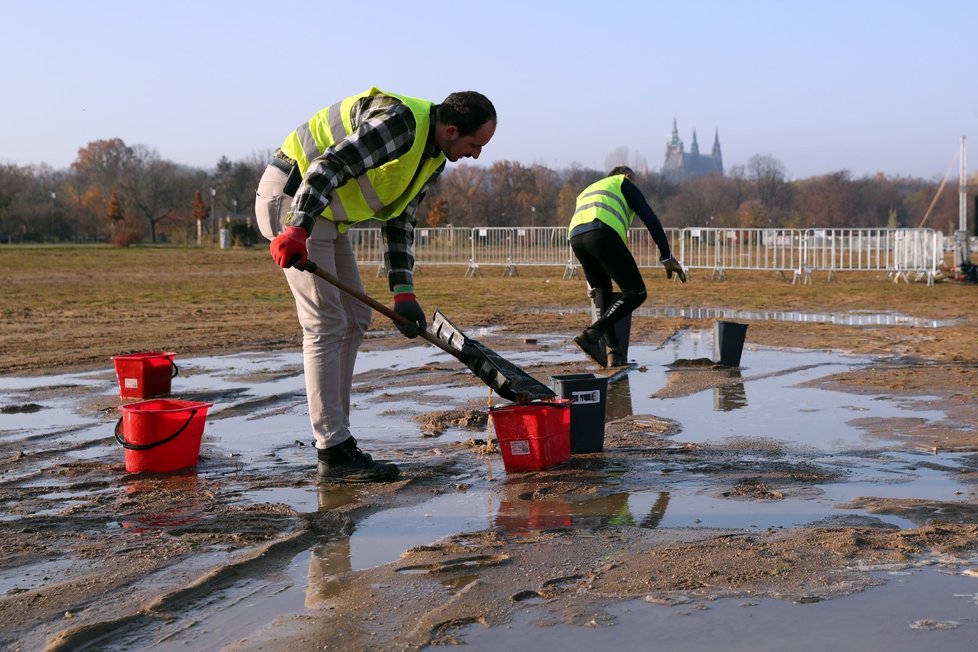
[270,225,309,268]
[393,292,426,338]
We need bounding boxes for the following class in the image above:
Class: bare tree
[421,164,490,226]
[119,146,192,243]
[746,154,787,205]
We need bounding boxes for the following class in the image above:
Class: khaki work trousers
[255,164,372,450]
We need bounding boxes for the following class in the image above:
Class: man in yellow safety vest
[255,88,496,482]
[568,166,686,367]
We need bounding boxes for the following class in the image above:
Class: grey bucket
[713,320,748,367]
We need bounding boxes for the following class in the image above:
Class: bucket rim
[112,351,177,361]
[118,399,212,414]
[490,398,571,414]
[550,373,600,381]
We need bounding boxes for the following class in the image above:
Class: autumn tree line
[0,138,968,246]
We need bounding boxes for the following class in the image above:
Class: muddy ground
[2,253,978,650]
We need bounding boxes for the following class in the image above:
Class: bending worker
[570,165,686,367]
[255,87,497,482]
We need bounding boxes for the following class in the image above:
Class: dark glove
[393,292,426,338]
[270,225,309,268]
[663,256,687,283]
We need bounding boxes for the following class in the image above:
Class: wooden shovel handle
[300,261,462,359]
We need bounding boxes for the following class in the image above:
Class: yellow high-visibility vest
[280,87,445,229]
[568,175,635,243]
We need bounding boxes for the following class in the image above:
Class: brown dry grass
[2,244,975,375]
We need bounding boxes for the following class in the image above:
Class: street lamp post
[50,191,56,220]
[210,187,216,244]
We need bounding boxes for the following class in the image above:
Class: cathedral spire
[666,118,683,156]
[668,117,682,149]
[691,129,700,156]
[712,129,722,166]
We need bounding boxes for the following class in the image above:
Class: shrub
[111,230,142,247]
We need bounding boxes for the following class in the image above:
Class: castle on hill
[661,118,723,183]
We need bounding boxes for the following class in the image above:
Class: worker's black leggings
[570,228,647,354]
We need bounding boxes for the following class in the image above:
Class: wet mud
[2,327,978,650]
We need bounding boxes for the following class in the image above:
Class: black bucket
[550,373,609,453]
[713,320,748,367]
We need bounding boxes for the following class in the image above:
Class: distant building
[661,118,723,183]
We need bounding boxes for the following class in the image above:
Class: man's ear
[443,124,459,139]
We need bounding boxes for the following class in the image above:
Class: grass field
[2,244,974,374]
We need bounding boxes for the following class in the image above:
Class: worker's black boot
[317,437,399,483]
[574,328,608,367]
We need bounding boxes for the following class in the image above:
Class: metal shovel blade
[430,310,555,403]
[299,262,553,404]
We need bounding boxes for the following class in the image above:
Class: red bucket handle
[114,408,197,451]
[167,356,179,378]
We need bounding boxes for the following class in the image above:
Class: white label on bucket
[509,440,531,456]
[571,390,600,405]
[124,378,139,389]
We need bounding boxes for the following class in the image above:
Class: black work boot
[317,437,399,483]
[574,328,608,367]
[608,352,625,367]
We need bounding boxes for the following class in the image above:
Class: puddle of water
[239,487,321,512]
[0,557,77,595]
[231,484,364,513]
[6,332,975,649]
[347,490,497,570]
[609,338,947,452]
[524,306,956,328]
[456,565,978,650]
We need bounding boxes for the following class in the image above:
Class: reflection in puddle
[119,473,208,533]
[714,378,748,411]
[524,306,956,328]
[606,375,634,419]
[306,536,352,607]
[494,491,671,533]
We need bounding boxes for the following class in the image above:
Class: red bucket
[490,399,571,472]
[112,352,178,400]
[115,399,212,473]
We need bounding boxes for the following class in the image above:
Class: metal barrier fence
[347,225,944,285]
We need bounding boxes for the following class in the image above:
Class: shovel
[301,262,555,404]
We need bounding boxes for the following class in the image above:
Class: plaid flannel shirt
[285,94,445,292]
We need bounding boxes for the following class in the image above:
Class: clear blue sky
[3,0,976,181]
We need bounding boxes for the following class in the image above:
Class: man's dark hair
[609,165,635,177]
[437,91,497,136]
